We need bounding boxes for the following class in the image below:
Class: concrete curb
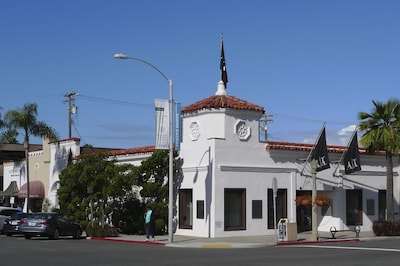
[88,236,365,248]
[166,242,271,248]
[276,238,360,246]
[89,237,166,246]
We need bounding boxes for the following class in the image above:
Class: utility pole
[259,114,273,142]
[310,159,318,241]
[64,92,77,139]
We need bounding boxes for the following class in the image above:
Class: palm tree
[358,98,400,222]
[4,103,58,213]
[1,107,19,144]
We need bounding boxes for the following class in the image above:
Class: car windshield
[0,209,19,216]
[30,213,56,220]
[9,212,27,219]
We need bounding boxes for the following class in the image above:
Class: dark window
[252,200,262,219]
[179,189,193,229]
[366,199,375,216]
[346,189,363,226]
[268,189,287,229]
[224,188,246,230]
[196,200,204,219]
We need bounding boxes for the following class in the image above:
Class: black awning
[0,181,19,197]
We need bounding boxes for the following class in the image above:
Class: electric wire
[71,93,359,146]
[77,94,153,109]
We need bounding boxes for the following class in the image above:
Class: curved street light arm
[114,53,170,83]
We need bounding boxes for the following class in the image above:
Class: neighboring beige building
[2,138,120,211]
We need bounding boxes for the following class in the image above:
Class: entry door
[267,189,287,229]
[346,189,363,226]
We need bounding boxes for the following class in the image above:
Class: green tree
[137,149,179,233]
[58,152,138,231]
[0,108,18,144]
[0,107,17,144]
[4,103,58,212]
[358,98,400,221]
[0,128,19,144]
[58,148,179,234]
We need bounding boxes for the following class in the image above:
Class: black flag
[311,127,330,172]
[343,132,361,174]
[220,39,228,87]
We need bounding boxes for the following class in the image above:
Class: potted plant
[315,195,331,206]
[295,195,312,206]
[295,194,331,207]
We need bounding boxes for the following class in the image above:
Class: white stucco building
[174,80,398,238]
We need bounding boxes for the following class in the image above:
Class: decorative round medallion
[235,120,251,140]
[190,122,200,141]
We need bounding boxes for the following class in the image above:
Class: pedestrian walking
[144,206,155,241]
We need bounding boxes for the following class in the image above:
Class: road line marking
[202,243,231,248]
[296,245,400,253]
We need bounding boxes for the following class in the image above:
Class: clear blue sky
[1,1,399,148]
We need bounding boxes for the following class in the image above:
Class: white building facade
[174,81,399,238]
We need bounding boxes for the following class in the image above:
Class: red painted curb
[90,237,166,246]
[276,238,360,246]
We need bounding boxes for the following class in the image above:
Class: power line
[77,94,153,109]
[269,112,355,126]
[74,94,354,126]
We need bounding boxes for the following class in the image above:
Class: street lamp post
[114,53,174,243]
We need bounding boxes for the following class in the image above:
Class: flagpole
[220,34,228,88]
[300,122,326,176]
[332,129,358,177]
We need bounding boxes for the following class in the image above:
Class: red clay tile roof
[108,146,155,156]
[181,95,265,114]
[266,141,371,154]
[74,146,155,159]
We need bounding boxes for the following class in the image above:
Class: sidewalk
[89,230,378,248]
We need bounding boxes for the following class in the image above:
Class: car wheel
[50,229,59,240]
[24,235,31,239]
[73,229,82,239]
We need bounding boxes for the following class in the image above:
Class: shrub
[111,196,144,235]
[373,221,400,236]
[155,218,166,235]
[86,223,119,238]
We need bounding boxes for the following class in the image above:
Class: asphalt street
[1,234,400,266]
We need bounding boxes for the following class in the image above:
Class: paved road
[1,235,400,266]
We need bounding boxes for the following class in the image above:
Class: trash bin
[278,218,297,241]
